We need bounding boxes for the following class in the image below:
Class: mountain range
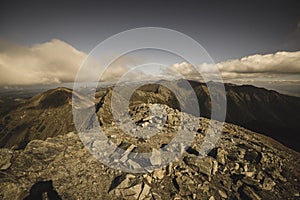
[1,79,299,152]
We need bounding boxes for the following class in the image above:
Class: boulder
[0,148,12,170]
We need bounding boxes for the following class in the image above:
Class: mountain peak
[30,87,73,109]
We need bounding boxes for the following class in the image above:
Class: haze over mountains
[0,39,299,96]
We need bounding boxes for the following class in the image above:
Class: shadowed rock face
[23,180,61,200]
[0,104,299,199]
[38,89,72,109]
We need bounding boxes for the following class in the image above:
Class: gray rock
[218,189,228,199]
[198,157,213,177]
[149,148,162,166]
[152,168,165,180]
[184,155,213,177]
[139,183,151,199]
[244,149,261,163]
[216,149,227,165]
[209,196,215,200]
[241,186,261,200]
[262,177,276,191]
[109,174,143,199]
[0,148,12,170]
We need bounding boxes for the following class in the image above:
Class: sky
[0,0,300,96]
[1,0,299,61]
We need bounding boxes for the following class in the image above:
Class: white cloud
[0,39,87,85]
[217,51,300,74]
[167,51,300,81]
[0,39,144,86]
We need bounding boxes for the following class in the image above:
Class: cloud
[0,39,144,86]
[100,55,144,82]
[167,51,300,81]
[217,51,300,74]
[0,39,87,85]
[1,39,299,86]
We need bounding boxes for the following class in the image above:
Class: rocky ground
[0,103,299,200]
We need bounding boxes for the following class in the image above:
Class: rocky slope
[0,87,76,149]
[0,104,299,200]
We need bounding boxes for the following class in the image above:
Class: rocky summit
[0,103,299,200]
